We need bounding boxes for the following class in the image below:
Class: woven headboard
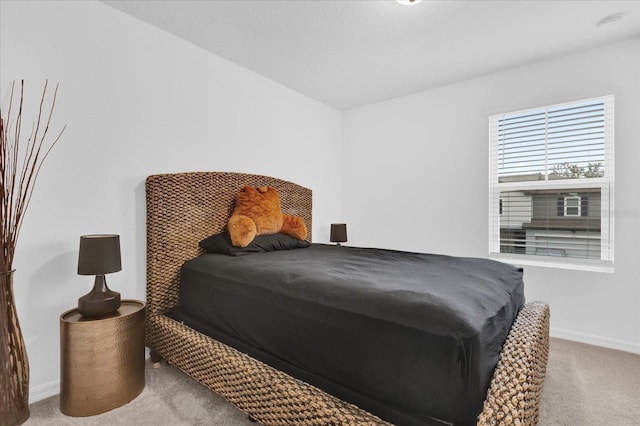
[145,172,312,315]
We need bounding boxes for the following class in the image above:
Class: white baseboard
[29,380,59,403]
[551,327,640,354]
[25,335,637,404]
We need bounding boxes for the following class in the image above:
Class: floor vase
[0,270,29,426]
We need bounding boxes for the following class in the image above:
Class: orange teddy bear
[227,186,307,247]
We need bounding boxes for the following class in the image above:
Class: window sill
[489,253,614,273]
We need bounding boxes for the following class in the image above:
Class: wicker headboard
[145,172,312,315]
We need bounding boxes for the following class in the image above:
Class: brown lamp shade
[330,223,347,244]
[78,234,122,275]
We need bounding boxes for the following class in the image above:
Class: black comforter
[167,244,525,425]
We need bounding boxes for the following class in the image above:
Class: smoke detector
[597,14,624,32]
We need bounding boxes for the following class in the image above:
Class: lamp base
[78,275,121,318]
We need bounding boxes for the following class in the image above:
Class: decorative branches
[0,80,66,272]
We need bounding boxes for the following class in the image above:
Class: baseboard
[25,337,637,404]
[551,327,640,354]
[29,380,59,403]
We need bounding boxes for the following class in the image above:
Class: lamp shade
[78,234,122,275]
[330,223,347,243]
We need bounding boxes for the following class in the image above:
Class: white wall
[342,37,640,354]
[0,0,342,402]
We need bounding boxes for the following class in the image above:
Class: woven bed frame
[145,171,550,426]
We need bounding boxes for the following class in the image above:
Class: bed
[145,171,550,426]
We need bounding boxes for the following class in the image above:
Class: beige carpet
[538,338,639,425]
[25,359,253,426]
[24,338,640,425]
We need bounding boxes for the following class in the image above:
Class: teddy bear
[227,185,307,247]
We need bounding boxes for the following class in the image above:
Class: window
[564,196,581,216]
[489,96,614,271]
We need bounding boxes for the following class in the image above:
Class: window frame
[488,95,614,272]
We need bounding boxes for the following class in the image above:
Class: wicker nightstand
[59,299,145,417]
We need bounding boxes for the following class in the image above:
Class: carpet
[24,338,640,425]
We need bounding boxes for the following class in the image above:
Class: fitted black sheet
[167,244,525,425]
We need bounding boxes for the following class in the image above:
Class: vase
[0,270,30,426]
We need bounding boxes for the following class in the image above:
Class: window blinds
[489,96,614,270]
[497,100,606,182]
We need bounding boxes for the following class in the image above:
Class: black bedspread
[167,244,525,425]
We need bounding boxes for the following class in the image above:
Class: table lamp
[330,223,347,246]
[77,234,122,317]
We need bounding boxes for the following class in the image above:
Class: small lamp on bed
[330,223,347,246]
[77,234,122,317]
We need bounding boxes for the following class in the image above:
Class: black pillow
[199,232,310,256]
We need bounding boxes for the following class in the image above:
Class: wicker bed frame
[145,171,550,426]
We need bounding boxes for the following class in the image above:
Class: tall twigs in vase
[1,80,65,426]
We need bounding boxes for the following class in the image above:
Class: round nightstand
[59,299,145,417]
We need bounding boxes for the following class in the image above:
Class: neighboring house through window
[489,96,614,271]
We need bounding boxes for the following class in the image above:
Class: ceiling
[101,0,640,110]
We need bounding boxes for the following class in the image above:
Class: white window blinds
[489,96,614,271]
